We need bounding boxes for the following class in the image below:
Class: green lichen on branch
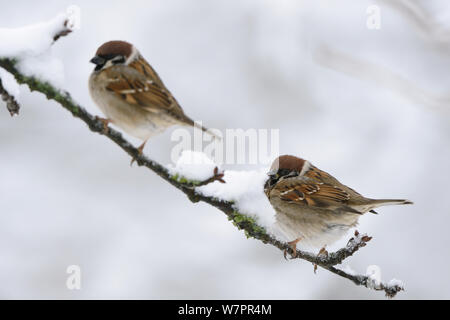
[229,211,269,242]
[170,173,202,186]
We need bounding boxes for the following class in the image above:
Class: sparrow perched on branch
[264,155,412,253]
[89,40,218,158]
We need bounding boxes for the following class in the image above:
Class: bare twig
[314,46,450,116]
[378,0,450,51]
[53,20,74,42]
[193,167,226,186]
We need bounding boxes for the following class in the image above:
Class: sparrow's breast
[269,197,360,248]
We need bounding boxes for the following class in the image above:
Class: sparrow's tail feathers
[370,199,414,208]
[192,122,222,141]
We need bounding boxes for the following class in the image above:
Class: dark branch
[0,75,20,116]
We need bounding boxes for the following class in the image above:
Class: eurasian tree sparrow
[89,40,218,157]
[264,155,413,253]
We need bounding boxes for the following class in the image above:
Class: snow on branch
[0,6,79,87]
[0,8,403,298]
[0,6,78,57]
[335,263,405,299]
[0,68,20,116]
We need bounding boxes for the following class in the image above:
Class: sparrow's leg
[318,246,328,257]
[130,140,148,166]
[284,237,302,260]
[313,246,329,274]
[95,116,112,134]
[137,140,147,154]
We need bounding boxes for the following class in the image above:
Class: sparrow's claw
[317,246,328,258]
[95,116,111,134]
[313,246,328,274]
[288,241,298,259]
[284,237,302,260]
[130,140,147,166]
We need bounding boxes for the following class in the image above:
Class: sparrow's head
[90,40,136,71]
[268,155,306,178]
[264,155,306,195]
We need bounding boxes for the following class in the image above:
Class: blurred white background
[1,0,449,299]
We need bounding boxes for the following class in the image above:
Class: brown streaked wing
[128,57,166,89]
[304,165,363,197]
[277,178,351,208]
[106,76,170,110]
[106,73,191,119]
[105,64,194,124]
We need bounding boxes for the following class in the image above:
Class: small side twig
[0,76,20,116]
[52,19,73,42]
[317,230,372,266]
[194,167,226,187]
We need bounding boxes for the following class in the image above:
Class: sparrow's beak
[90,56,105,66]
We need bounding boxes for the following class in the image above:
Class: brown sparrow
[264,155,413,252]
[89,40,218,155]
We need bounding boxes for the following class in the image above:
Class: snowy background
[1,0,449,299]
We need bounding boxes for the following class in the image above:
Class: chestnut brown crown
[95,40,133,58]
[269,155,306,175]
